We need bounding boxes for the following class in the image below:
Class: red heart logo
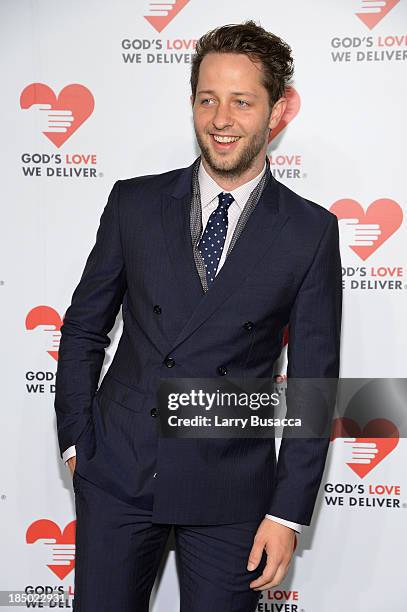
[144,0,190,33]
[25,305,63,362]
[20,83,94,148]
[269,86,300,142]
[355,0,400,30]
[26,519,76,580]
[331,418,399,477]
[330,198,403,260]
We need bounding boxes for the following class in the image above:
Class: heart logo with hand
[331,418,399,478]
[20,83,94,148]
[26,519,76,580]
[144,0,190,33]
[25,305,63,362]
[355,0,400,30]
[330,199,403,260]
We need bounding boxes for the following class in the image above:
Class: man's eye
[237,100,249,107]
[201,98,214,105]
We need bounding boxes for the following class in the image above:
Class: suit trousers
[72,471,268,611]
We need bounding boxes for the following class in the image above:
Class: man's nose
[212,103,233,130]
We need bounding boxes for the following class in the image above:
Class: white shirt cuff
[62,445,76,465]
[265,514,302,533]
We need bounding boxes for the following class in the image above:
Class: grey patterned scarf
[190,156,272,292]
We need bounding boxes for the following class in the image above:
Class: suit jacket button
[150,407,158,417]
[243,321,254,331]
[153,305,162,314]
[217,365,228,376]
[164,356,175,368]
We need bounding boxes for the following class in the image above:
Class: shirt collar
[198,158,267,211]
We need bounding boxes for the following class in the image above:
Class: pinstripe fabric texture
[190,156,272,292]
[55,151,342,527]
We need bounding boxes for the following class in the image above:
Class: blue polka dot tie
[198,192,235,285]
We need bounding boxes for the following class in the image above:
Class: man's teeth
[213,135,240,143]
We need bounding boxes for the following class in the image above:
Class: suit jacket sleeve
[54,181,127,458]
[267,213,342,525]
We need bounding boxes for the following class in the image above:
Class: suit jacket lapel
[161,160,205,323]
[161,163,290,353]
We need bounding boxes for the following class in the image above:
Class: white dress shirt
[63,159,303,534]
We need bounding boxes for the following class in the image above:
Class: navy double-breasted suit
[55,157,342,526]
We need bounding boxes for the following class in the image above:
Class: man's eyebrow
[197,89,258,97]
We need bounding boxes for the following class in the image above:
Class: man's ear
[268,97,287,130]
[190,94,194,107]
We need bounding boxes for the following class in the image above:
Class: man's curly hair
[190,20,294,110]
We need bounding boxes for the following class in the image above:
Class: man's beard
[194,126,269,179]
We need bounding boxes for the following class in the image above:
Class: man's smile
[209,133,242,151]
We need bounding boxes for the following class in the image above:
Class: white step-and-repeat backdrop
[1,0,406,610]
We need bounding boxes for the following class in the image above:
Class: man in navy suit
[55,20,342,611]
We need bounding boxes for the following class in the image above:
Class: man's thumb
[247,542,263,571]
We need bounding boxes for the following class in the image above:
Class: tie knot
[217,192,234,210]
